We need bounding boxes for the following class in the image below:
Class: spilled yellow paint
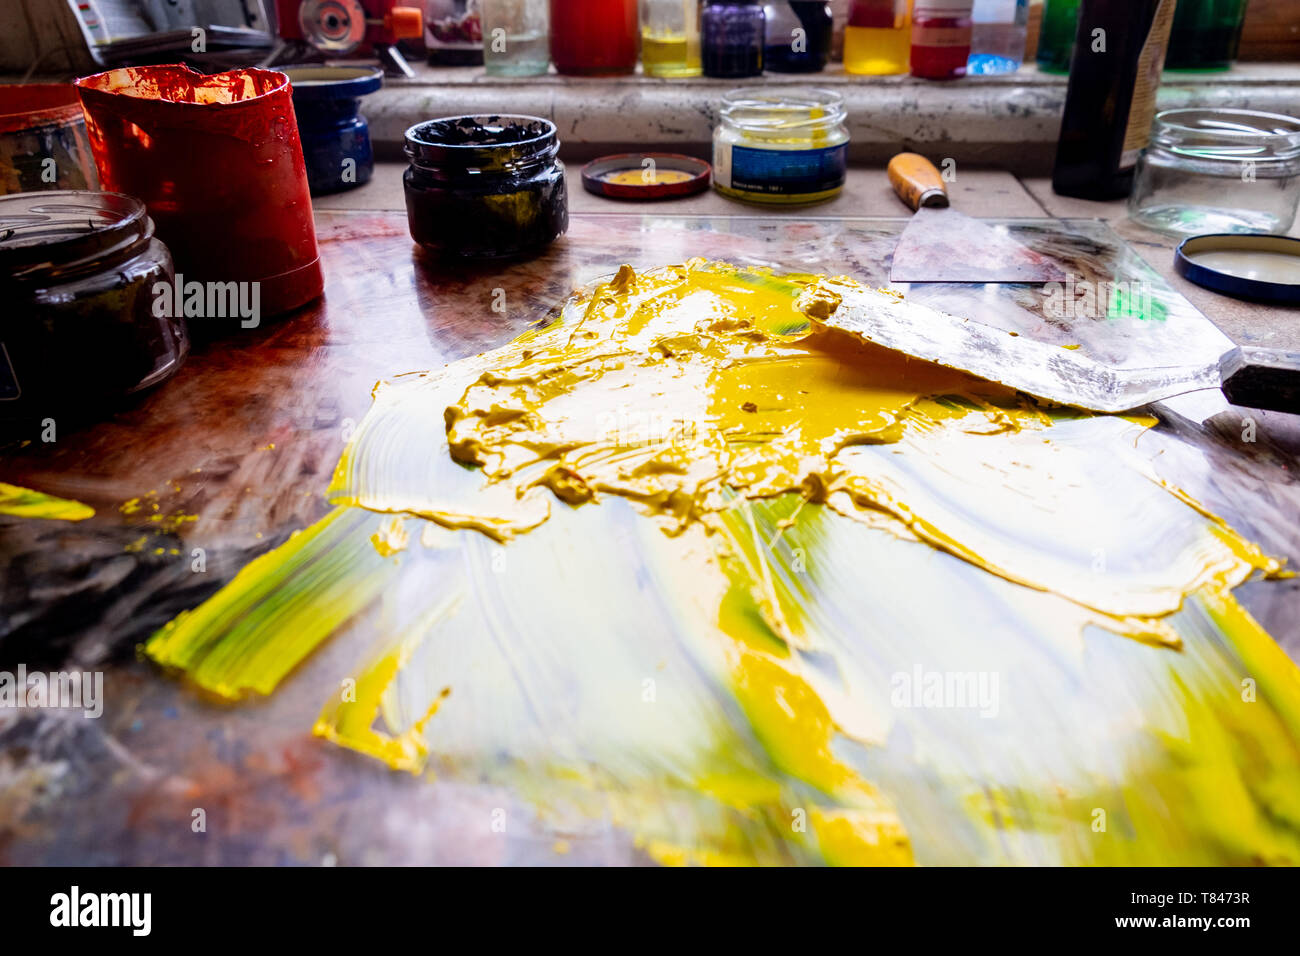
[440,261,1279,643]
[602,167,695,187]
[145,260,1300,866]
[0,482,93,521]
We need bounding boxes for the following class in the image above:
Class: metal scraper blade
[889,206,1068,284]
[814,281,1222,413]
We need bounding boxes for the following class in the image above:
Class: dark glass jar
[403,115,568,258]
[0,191,186,429]
[703,1,766,78]
[764,2,832,73]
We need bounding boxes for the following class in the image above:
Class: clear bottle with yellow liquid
[641,0,703,77]
[844,0,912,75]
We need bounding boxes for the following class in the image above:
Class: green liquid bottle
[1164,0,1249,71]
[1035,0,1079,73]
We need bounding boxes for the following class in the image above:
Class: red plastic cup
[75,65,323,319]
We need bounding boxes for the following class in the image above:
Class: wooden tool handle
[888,153,949,211]
[1219,346,1300,414]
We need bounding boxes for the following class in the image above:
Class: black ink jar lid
[0,191,186,431]
[403,115,568,259]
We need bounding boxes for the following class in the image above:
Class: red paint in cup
[75,65,323,319]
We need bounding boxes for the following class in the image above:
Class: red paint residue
[75,65,322,316]
[0,84,85,134]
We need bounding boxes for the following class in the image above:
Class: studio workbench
[1,165,1298,865]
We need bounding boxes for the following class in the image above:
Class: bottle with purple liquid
[702,1,766,78]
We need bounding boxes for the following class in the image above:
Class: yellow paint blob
[602,167,694,187]
[441,260,1279,642]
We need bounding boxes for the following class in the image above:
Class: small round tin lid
[582,153,711,200]
[0,190,151,279]
[1174,233,1300,304]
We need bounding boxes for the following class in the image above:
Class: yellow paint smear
[0,482,93,521]
[442,260,1278,642]
[147,259,1300,866]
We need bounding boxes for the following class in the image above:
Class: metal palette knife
[887,153,1067,285]
[817,277,1300,415]
[845,153,1300,414]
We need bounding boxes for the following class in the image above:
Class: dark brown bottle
[1051,0,1177,200]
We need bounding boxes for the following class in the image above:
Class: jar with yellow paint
[711,87,848,204]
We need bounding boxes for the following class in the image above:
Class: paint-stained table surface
[1,204,1299,864]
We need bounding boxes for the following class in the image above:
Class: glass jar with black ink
[403,115,568,258]
[703,1,766,78]
[764,2,832,73]
[0,190,185,430]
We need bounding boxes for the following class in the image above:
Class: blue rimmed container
[276,65,384,195]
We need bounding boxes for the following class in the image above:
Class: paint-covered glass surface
[5,212,1300,866]
[145,227,1300,865]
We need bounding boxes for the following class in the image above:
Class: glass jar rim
[1152,108,1300,162]
[0,190,153,283]
[405,114,560,172]
[720,87,846,130]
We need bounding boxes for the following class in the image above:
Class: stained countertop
[321,162,1300,357]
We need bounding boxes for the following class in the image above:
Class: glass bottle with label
[1051,0,1177,200]
[712,86,849,204]
[967,0,1027,74]
[481,0,549,76]
[843,0,911,76]
[911,0,973,80]
[1034,0,1079,73]
[641,0,703,77]
[702,1,766,77]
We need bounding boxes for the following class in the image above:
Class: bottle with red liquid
[550,0,638,75]
[911,0,973,79]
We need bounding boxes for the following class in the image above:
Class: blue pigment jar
[403,115,568,258]
[703,1,766,78]
[764,2,832,73]
[278,65,383,196]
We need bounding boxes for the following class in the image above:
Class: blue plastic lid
[1174,233,1300,304]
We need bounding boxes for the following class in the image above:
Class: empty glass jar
[1128,108,1300,237]
[481,0,549,76]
